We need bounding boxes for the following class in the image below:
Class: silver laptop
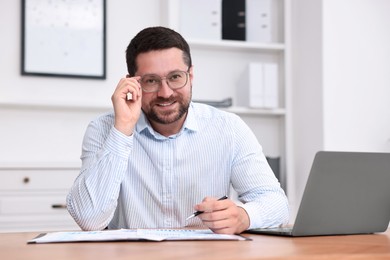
[247,151,390,237]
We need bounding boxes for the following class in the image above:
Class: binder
[237,62,279,108]
[263,63,278,108]
[237,62,264,108]
[222,0,246,41]
[246,0,272,43]
[248,62,264,108]
[180,0,222,40]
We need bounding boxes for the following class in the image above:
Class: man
[67,26,289,235]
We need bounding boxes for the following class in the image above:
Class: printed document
[28,229,250,244]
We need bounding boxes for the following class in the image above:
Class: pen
[185,195,228,221]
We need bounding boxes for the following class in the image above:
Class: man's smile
[156,101,175,107]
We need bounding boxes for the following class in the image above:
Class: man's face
[135,48,193,126]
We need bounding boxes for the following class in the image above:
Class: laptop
[247,151,390,237]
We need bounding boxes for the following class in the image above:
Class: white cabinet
[0,166,80,232]
[161,0,293,195]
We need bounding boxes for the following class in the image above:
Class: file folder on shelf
[237,62,279,109]
[180,0,222,40]
[246,0,272,43]
[222,0,246,41]
[263,63,279,108]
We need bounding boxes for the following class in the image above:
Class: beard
[143,91,191,125]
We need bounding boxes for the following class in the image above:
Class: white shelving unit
[161,0,293,197]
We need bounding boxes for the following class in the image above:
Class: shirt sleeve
[229,115,289,229]
[66,118,132,231]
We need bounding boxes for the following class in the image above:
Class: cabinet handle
[23,177,30,184]
[52,204,67,209]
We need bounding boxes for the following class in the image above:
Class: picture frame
[21,0,106,79]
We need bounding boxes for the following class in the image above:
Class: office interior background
[0,0,389,232]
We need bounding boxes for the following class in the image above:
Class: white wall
[323,0,390,151]
[0,0,162,165]
[292,0,390,212]
[291,0,325,209]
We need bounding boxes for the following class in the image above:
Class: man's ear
[189,65,194,82]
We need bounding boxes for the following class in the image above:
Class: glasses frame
[139,68,190,93]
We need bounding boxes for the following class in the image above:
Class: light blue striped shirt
[67,102,289,231]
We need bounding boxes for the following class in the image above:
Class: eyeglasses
[139,70,189,93]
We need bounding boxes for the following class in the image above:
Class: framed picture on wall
[21,0,106,79]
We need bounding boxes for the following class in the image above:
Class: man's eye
[143,77,159,84]
[169,73,182,81]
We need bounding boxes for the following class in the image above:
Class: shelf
[0,100,111,112]
[188,39,285,53]
[223,106,286,116]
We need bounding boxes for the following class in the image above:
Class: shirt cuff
[103,126,133,159]
[239,202,268,230]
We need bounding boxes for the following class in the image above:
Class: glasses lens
[167,71,188,89]
[140,75,161,92]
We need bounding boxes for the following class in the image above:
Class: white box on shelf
[263,63,279,108]
[179,0,222,40]
[246,0,272,43]
[237,62,263,108]
[248,62,265,108]
[237,62,278,108]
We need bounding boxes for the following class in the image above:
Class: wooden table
[1,230,390,259]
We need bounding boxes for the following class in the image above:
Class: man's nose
[156,79,174,98]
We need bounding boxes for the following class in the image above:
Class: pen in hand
[185,195,228,221]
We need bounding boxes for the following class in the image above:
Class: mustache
[152,96,176,104]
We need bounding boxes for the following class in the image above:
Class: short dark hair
[125,26,192,76]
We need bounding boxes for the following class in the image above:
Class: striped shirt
[66,102,289,231]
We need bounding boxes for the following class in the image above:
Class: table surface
[1,229,390,260]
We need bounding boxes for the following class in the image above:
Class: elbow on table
[69,210,110,231]
[66,198,110,231]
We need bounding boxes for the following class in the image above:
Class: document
[28,229,250,244]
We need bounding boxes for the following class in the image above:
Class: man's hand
[111,76,142,136]
[194,197,250,234]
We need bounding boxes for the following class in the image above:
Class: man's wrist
[114,123,134,136]
[236,206,250,234]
